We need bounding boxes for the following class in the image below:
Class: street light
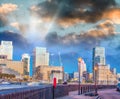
[94,65,98,96]
[78,57,82,95]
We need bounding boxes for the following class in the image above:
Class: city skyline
[0,0,120,74]
[0,40,118,76]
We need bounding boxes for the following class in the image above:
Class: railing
[0,84,116,99]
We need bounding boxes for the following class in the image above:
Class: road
[98,89,120,99]
[0,83,51,95]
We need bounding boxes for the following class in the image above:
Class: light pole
[78,58,82,95]
[107,74,108,85]
[94,65,98,95]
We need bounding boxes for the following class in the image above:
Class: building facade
[93,47,105,81]
[64,72,69,82]
[93,47,117,84]
[0,60,24,76]
[79,59,87,77]
[95,65,117,85]
[34,65,64,83]
[33,47,49,67]
[22,53,30,75]
[93,47,105,66]
[0,41,13,60]
[0,66,20,77]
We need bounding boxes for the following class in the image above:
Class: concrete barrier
[0,84,116,99]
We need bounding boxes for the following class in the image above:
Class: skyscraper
[0,41,13,60]
[79,59,87,77]
[78,58,87,82]
[92,47,106,82]
[93,47,105,66]
[22,53,30,75]
[33,47,49,67]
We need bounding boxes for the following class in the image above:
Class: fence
[0,84,116,99]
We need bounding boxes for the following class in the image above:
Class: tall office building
[79,59,87,77]
[93,47,105,66]
[33,47,49,67]
[22,53,30,75]
[0,41,13,60]
[92,47,105,81]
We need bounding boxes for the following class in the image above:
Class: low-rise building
[95,65,117,85]
[64,72,69,82]
[117,73,120,82]
[34,65,64,83]
[0,60,24,76]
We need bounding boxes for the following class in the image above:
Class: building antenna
[58,52,62,66]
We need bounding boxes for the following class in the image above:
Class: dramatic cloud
[45,20,116,48]
[96,20,115,34]
[10,22,29,34]
[0,31,30,49]
[102,8,120,24]
[0,15,7,27]
[10,22,20,30]
[30,0,116,27]
[0,3,18,27]
[0,3,17,14]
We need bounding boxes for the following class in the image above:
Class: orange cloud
[0,3,17,14]
[58,18,85,28]
[102,8,120,24]
[10,22,20,30]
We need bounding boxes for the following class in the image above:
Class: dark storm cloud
[45,20,115,48]
[0,31,31,49]
[30,0,116,26]
[45,31,109,49]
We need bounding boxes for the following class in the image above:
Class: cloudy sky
[0,0,120,75]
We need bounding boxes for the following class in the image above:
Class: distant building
[73,72,79,80]
[0,60,24,76]
[22,53,30,76]
[0,41,13,60]
[0,66,20,77]
[92,47,117,85]
[95,65,117,85]
[79,59,87,77]
[34,65,64,83]
[111,68,116,74]
[33,47,49,68]
[93,47,105,81]
[117,73,120,82]
[73,72,84,82]
[50,70,63,83]
[83,71,89,81]
[64,72,69,82]
[93,47,105,66]
[69,73,74,80]
[88,73,93,81]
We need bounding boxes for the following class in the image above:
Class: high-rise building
[33,47,49,67]
[92,47,117,84]
[0,41,13,60]
[22,53,30,75]
[92,47,105,81]
[78,58,87,77]
[93,47,105,66]
[77,58,87,83]
[79,59,87,77]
